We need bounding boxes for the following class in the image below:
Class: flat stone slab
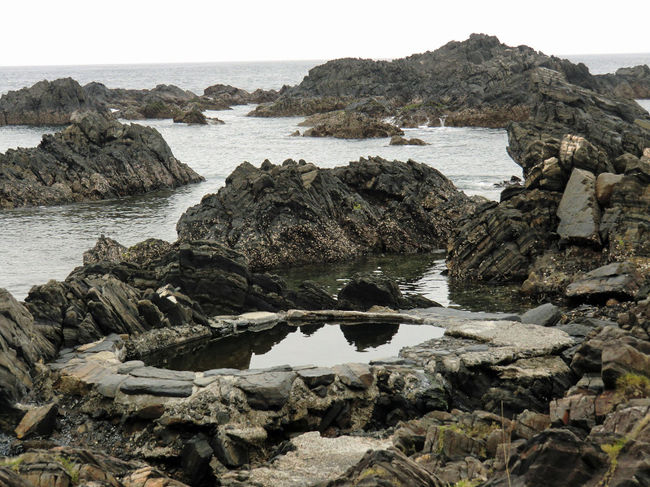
[129,366,195,381]
[286,309,423,324]
[120,377,194,397]
[413,307,520,322]
[95,374,129,398]
[117,360,145,374]
[442,320,574,367]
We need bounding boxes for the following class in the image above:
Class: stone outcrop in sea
[176,156,478,270]
[249,34,650,129]
[0,111,204,208]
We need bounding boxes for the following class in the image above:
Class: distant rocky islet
[0,34,649,487]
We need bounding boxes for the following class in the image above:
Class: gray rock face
[177,157,476,270]
[556,168,601,246]
[0,111,204,208]
[0,78,106,126]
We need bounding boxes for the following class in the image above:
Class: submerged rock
[177,157,476,270]
[0,111,203,208]
[389,135,428,146]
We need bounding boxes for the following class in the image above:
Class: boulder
[0,112,204,208]
[556,168,601,246]
[520,303,561,327]
[565,262,643,302]
[177,157,476,270]
[336,274,439,311]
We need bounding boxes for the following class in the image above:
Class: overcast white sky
[3,0,649,66]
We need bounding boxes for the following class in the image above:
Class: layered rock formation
[0,111,203,208]
[0,78,106,126]
[177,157,477,270]
[447,67,650,300]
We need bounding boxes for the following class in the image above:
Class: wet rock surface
[177,157,476,270]
[0,111,204,208]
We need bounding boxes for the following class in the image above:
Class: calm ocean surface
[0,54,648,302]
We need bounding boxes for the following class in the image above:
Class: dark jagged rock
[0,111,203,208]
[507,68,649,177]
[336,274,439,311]
[177,157,476,270]
[301,111,403,139]
[0,78,106,126]
[250,34,608,128]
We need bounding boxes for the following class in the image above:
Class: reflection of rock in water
[299,323,325,336]
[160,324,294,371]
[340,323,399,351]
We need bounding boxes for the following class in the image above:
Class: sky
[3,0,649,66]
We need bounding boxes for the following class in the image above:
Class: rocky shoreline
[0,35,649,487]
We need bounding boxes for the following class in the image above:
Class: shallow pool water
[151,322,444,371]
